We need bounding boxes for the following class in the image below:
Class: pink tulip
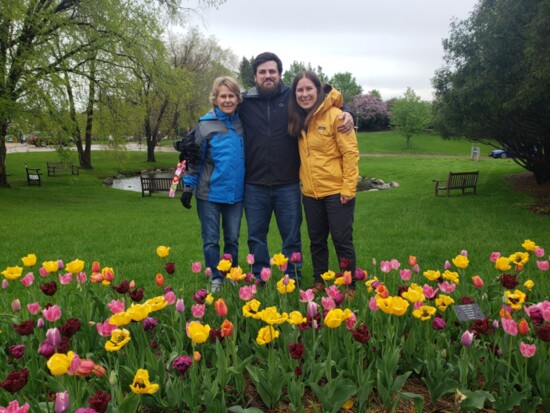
[58,272,72,285]
[355,268,367,280]
[380,260,392,273]
[368,297,379,311]
[461,330,474,346]
[399,269,412,281]
[307,301,318,318]
[20,272,35,287]
[422,284,439,300]
[536,260,549,271]
[489,252,501,262]
[175,298,185,313]
[1,279,8,289]
[412,263,420,273]
[204,267,212,278]
[460,250,468,256]
[290,252,302,264]
[390,259,401,270]
[164,291,176,305]
[501,318,518,336]
[321,297,336,311]
[57,260,64,270]
[413,301,424,310]
[191,304,205,318]
[27,302,41,315]
[239,285,256,301]
[260,267,271,282]
[42,305,62,322]
[107,299,125,314]
[96,321,118,337]
[444,260,451,270]
[534,247,545,258]
[46,328,61,347]
[246,254,255,265]
[37,318,44,328]
[519,342,537,358]
[299,289,315,303]
[345,312,357,330]
[191,262,202,273]
[0,400,30,413]
[76,272,87,283]
[39,266,49,276]
[438,281,456,293]
[11,299,21,312]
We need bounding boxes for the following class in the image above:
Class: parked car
[489,149,515,159]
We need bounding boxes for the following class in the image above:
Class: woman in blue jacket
[182,76,245,292]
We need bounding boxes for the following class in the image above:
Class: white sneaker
[211,279,223,292]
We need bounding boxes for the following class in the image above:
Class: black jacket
[239,83,300,186]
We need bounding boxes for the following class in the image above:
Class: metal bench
[47,162,80,176]
[25,165,42,186]
[140,176,183,197]
[433,171,479,196]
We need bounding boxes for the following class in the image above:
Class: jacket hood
[313,85,343,117]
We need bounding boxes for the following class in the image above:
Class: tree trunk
[81,56,97,169]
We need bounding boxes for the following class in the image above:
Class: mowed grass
[1,132,547,291]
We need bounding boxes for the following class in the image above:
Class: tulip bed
[1,240,549,413]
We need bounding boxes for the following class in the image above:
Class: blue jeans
[196,199,243,282]
[244,183,302,280]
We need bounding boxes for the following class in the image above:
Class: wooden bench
[47,162,80,177]
[433,171,479,196]
[25,165,42,186]
[140,176,183,197]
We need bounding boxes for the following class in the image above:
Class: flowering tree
[350,93,390,131]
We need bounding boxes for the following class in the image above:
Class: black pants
[302,194,356,285]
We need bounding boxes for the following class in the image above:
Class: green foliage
[328,72,363,104]
[282,61,328,86]
[238,57,255,89]
[432,0,550,183]
[389,88,432,149]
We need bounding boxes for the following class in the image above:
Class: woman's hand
[340,194,354,204]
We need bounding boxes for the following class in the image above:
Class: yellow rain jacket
[298,86,359,199]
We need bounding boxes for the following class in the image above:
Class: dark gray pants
[302,194,356,285]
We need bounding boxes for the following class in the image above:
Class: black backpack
[173,125,200,162]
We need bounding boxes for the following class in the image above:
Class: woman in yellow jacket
[288,71,359,294]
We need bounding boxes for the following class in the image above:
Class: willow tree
[0,0,226,187]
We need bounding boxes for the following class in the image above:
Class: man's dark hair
[252,52,283,75]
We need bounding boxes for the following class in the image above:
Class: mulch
[505,172,550,216]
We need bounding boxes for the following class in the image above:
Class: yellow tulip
[226,266,246,281]
[205,293,214,305]
[271,253,288,268]
[144,296,169,312]
[65,259,85,274]
[258,306,288,325]
[524,279,535,290]
[47,352,71,375]
[1,266,23,280]
[442,270,460,284]
[287,311,307,325]
[43,261,60,273]
[521,239,539,252]
[509,252,529,266]
[505,289,527,310]
[126,303,151,322]
[129,369,160,395]
[324,308,353,328]
[187,321,211,344]
[105,329,131,352]
[401,283,425,303]
[495,256,512,272]
[276,277,296,294]
[217,259,232,273]
[435,294,455,311]
[242,299,262,318]
[321,270,336,281]
[423,270,441,281]
[388,296,409,316]
[156,246,171,258]
[256,325,279,345]
[21,254,37,267]
[109,311,132,327]
[412,305,437,320]
[452,254,469,269]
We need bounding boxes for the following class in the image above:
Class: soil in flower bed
[506,172,550,216]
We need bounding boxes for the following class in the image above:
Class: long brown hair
[287,71,324,137]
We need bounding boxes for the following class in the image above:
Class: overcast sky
[188,0,479,101]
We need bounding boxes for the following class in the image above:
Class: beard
[256,77,280,96]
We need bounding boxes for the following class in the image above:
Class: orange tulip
[91,261,101,273]
[193,351,201,362]
[221,319,234,337]
[214,298,228,317]
[471,275,484,288]
[155,273,165,286]
[518,318,529,335]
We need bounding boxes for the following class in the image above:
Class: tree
[329,72,363,104]
[282,61,328,86]
[0,0,226,187]
[390,88,431,149]
[432,0,550,184]
[238,56,255,89]
[350,93,389,131]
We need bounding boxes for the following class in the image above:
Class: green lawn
[1,134,547,289]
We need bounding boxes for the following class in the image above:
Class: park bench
[140,176,183,197]
[433,171,479,196]
[25,165,42,186]
[47,162,80,177]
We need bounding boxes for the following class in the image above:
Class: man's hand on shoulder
[337,112,355,134]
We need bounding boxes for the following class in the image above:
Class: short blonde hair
[209,76,243,105]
